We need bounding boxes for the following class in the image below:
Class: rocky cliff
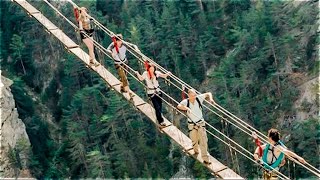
[0,75,32,178]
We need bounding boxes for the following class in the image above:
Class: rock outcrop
[0,75,32,178]
[294,77,319,120]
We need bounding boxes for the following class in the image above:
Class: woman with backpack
[253,128,306,179]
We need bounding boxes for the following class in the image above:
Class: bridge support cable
[13,0,245,178]
[22,0,320,177]
[75,3,320,176]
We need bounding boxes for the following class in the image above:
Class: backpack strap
[196,97,202,109]
[187,97,202,109]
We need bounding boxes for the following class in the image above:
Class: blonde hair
[188,89,196,94]
[78,7,87,21]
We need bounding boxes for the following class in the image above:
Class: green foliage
[9,34,25,63]
[289,118,320,178]
[11,77,35,119]
[2,0,318,179]
[86,150,112,178]
[7,145,22,177]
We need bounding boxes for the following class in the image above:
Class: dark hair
[115,34,123,41]
[268,128,280,142]
[147,63,157,79]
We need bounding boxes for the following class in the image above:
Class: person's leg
[122,64,130,93]
[188,124,199,154]
[82,38,96,62]
[152,95,164,124]
[115,64,124,91]
[117,65,128,92]
[198,123,210,162]
[158,93,163,117]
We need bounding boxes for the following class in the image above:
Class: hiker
[177,89,215,165]
[107,34,139,97]
[253,128,306,180]
[135,62,171,126]
[75,6,99,66]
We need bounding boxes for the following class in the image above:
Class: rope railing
[44,0,262,172]
[87,13,320,177]
[38,0,320,178]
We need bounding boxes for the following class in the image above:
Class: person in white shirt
[177,89,215,165]
[135,63,171,126]
[107,34,139,97]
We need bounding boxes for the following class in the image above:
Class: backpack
[262,141,285,170]
[73,7,80,23]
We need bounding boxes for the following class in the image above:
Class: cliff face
[0,75,32,178]
[294,77,319,120]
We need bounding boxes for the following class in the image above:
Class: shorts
[80,29,94,40]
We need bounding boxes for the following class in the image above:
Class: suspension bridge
[12,0,320,179]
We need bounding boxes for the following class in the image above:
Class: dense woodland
[1,0,319,179]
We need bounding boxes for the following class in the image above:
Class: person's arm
[177,100,191,113]
[124,41,140,52]
[254,144,266,161]
[107,42,113,54]
[135,71,145,81]
[280,147,306,164]
[106,43,116,57]
[200,92,215,104]
[280,157,286,167]
[157,71,171,79]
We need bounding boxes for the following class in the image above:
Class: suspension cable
[41,0,320,177]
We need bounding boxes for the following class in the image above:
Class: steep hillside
[0,75,32,178]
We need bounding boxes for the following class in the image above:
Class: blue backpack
[262,141,285,170]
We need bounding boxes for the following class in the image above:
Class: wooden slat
[16,0,78,48]
[135,102,146,107]
[163,125,193,150]
[217,168,243,179]
[14,1,243,179]
[14,0,40,14]
[50,29,79,49]
[32,13,58,30]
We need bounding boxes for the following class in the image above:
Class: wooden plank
[50,29,78,49]
[14,1,244,179]
[217,168,243,179]
[14,0,40,14]
[136,102,147,107]
[32,13,58,30]
[162,125,192,149]
[15,0,77,48]
[69,47,90,64]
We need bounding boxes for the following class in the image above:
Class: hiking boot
[120,86,126,93]
[89,60,100,67]
[129,92,135,102]
[159,122,167,127]
[193,151,199,156]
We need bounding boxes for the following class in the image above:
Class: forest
[1,0,319,179]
